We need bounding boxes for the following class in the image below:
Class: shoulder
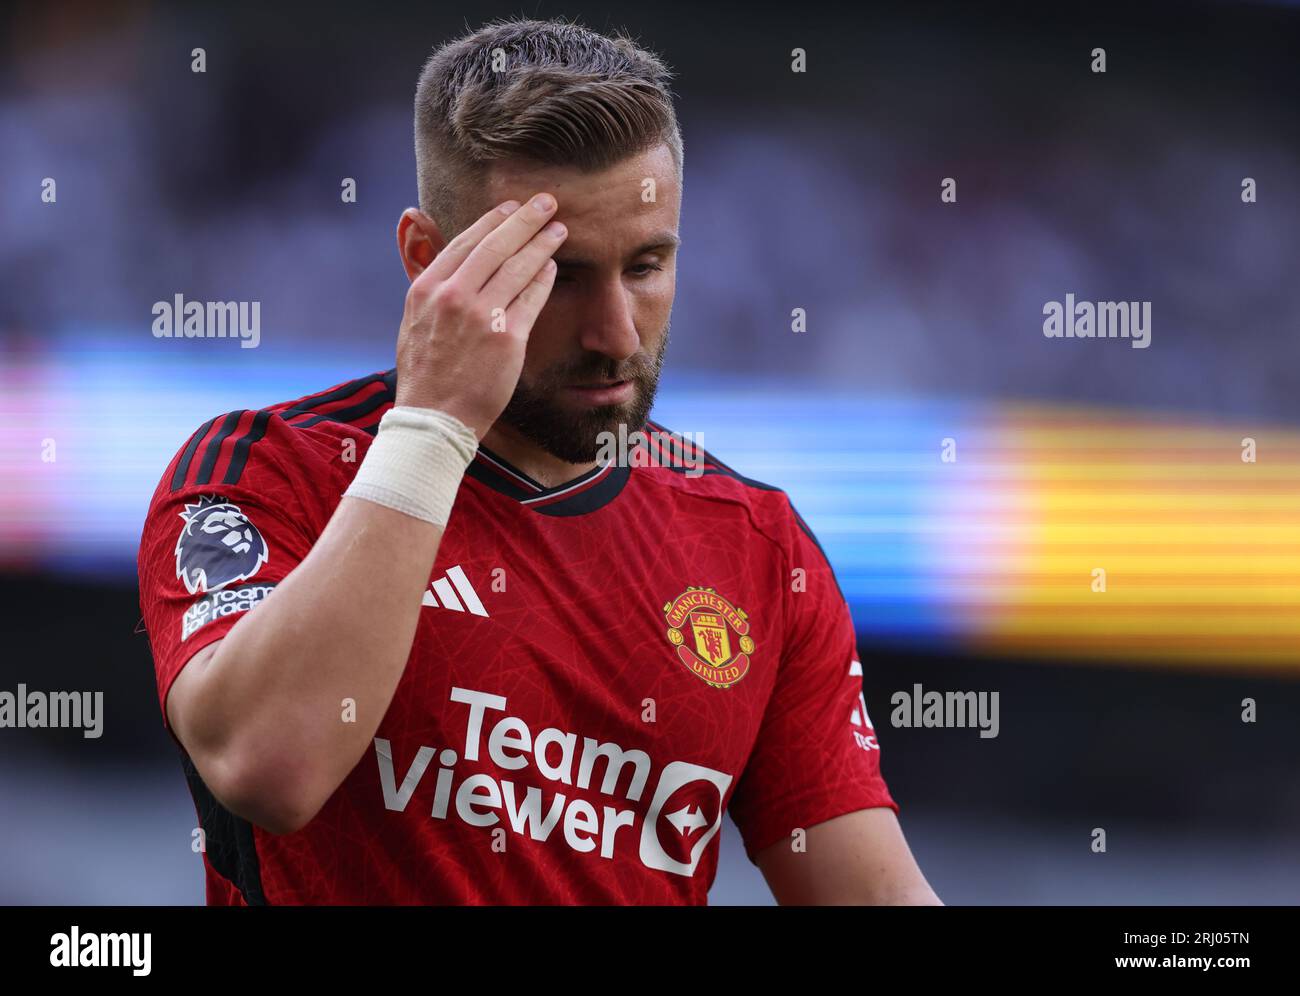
[633,418,815,554]
[162,368,396,495]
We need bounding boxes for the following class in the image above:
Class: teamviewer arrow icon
[666,804,708,835]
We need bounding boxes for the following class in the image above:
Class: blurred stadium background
[2,0,1298,903]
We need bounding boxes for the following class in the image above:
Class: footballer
[136,16,940,906]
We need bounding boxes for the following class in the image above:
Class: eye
[630,263,664,277]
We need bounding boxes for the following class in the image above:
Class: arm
[166,497,444,835]
[165,192,566,835]
[755,807,942,905]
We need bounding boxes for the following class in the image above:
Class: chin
[502,380,659,465]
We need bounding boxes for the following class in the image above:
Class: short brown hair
[414,16,683,236]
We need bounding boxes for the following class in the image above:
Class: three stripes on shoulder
[422,564,488,617]
[849,657,873,728]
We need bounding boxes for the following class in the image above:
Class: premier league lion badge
[174,495,269,594]
[663,586,755,688]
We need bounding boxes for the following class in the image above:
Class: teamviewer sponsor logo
[638,760,731,876]
[421,565,488,616]
[373,686,732,877]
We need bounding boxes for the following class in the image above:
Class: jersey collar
[465,442,632,516]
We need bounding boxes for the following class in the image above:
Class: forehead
[481,143,680,246]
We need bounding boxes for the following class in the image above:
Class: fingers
[479,217,567,316]
[502,258,559,340]
[407,192,562,339]
[416,199,518,289]
[457,192,558,294]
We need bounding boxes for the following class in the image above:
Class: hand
[394,193,567,438]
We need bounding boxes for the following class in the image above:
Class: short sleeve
[136,414,324,732]
[727,499,898,864]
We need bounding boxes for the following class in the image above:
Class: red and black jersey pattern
[169,369,396,491]
[138,367,897,906]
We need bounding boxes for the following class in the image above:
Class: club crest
[663,587,755,688]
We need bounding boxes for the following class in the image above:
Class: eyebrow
[551,232,681,270]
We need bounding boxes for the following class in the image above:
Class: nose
[575,275,641,364]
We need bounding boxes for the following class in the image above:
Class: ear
[396,208,445,282]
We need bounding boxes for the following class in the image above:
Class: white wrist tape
[343,406,479,526]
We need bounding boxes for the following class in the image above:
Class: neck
[480,420,599,489]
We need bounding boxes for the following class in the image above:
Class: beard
[497,323,670,465]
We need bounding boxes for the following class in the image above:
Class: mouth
[563,379,634,406]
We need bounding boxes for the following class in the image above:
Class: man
[136,16,940,906]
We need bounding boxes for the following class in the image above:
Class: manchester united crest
[663,587,755,688]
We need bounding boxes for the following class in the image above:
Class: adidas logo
[421,565,488,617]
[849,657,872,728]
[849,657,880,751]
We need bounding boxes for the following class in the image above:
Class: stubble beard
[497,323,670,466]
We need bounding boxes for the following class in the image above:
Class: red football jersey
[136,368,898,905]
